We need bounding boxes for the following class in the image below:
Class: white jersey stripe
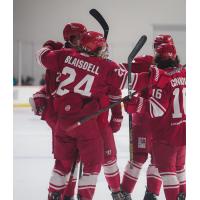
[150,97,166,112]
[78,173,98,187]
[36,47,50,68]
[103,161,119,174]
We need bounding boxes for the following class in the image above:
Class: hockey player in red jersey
[124,43,186,200]
[97,87,124,200]
[31,22,87,200]
[120,34,175,200]
[120,55,162,200]
[36,30,154,200]
[62,54,125,200]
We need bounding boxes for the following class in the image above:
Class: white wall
[13,0,186,84]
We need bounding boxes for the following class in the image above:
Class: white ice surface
[14,108,165,200]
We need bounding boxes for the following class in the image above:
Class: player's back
[150,67,186,146]
[45,47,74,96]
[51,48,123,118]
[55,49,120,98]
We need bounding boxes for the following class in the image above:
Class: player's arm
[128,65,170,91]
[124,85,170,118]
[108,63,150,91]
[107,62,170,97]
[36,40,63,71]
[29,86,49,116]
[108,87,123,133]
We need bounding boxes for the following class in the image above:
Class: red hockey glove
[124,96,146,114]
[30,91,48,116]
[109,116,123,133]
[43,40,63,50]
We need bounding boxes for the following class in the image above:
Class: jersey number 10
[172,87,186,118]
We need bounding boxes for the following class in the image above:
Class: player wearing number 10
[125,43,186,200]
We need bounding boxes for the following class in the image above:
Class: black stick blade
[128,35,147,63]
[89,9,109,39]
[127,35,147,97]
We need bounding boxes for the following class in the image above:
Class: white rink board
[13,86,41,106]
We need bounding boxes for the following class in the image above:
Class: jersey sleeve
[108,87,123,118]
[33,85,47,98]
[131,72,149,91]
[120,62,149,73]
[107,63,150,92]
[108,87,122,103]
[127,84,170,119]
[36,47,60,72]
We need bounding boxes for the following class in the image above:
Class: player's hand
[43,40,63,50]
[109,116,123,133]
[30,95,47,116]
[124,96,141,114]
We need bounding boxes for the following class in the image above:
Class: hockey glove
[109,116,123,133]
[30,91,48,116]
[43,40,63,50]
[124,96,146,114]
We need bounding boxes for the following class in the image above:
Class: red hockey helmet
[134,55,154,65]
[63,22,87,42]
[80,31,107,53]
[155,43,177,60]
[154,34,174,49]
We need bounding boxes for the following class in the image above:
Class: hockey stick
[89,9,109,39]
[78,9,109,187]
[77,159,83,200]
[65,94,131,132]
[128,35,147,162]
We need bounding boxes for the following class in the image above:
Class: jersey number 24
[56,67,94,97]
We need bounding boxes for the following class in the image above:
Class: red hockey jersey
[149,67,186,146]
[36,47,149,118]
[127,67,186,146]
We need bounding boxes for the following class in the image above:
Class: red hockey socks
[160,171,180,200]
[103,159,120,192]
[146,164,162,195]
[121,161,143,193]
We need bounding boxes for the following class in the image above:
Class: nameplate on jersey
[64,56,99,75]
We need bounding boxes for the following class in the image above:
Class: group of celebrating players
[30,21,186,200]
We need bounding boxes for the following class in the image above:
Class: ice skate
[121,191,132,200]
[111,191,126,200]
[48,192,61,200]
[143,188,158,200]
[177,193,186,200]
[63,196,75,200]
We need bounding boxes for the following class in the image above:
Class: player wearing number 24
[124,43,186,200]
[36,30,155,200]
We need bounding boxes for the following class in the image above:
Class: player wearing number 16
[125,43,186,200]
